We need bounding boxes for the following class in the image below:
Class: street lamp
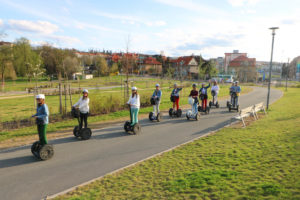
[266,27,279,110]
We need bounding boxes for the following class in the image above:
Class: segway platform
[31,141,54,161]
[169,108,182,118]
[71,107,92,140]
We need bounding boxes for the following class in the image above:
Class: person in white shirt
[211,80,220,103]
[73,89,89,129]
[127,87,140,126]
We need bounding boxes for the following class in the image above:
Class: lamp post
[266,27,279,110]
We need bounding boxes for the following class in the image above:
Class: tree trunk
[59,82,62,114]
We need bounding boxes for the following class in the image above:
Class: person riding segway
[227,82,235,108]
[31,94,54,161]
[186,84,200,120]
[149,84,162,122]
[198,80,211,114]
[228,81,241,112]
[169,83,183,118]
[72,89,92,140]
[209,80,220,108]
[124,87,141,134]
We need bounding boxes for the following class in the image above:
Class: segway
[186,97,200,121]
[198,94,210,114]
[31,141,54,161]
[71,107,92,140]
[169,96,182,118]
[209,90,219,108]
[124,105,141,135]
[149,97,162,122]
[228,92,239,112]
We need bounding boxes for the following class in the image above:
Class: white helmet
[36,94,45,99]
[83,89,88,93]
[132,86,137,91]
[155,83,160,87]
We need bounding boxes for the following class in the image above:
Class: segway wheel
[209,101,212,108]
[169,108,173,117]
[157,113,162,122]
[229,105,232,112]
[177,109,182,117]
[198,106,201,112]
[73,126,80,137]
[80,128,92,140]
[186,113,190,120]
[133,123,141,135]
[216,102,219,108]
[237,105,239,112]
[226,101,230,108]
[124,121,131,132]
[195,113,200,121]
[149,112,154,121]
[39,144,54,161]
[31,141,40,157]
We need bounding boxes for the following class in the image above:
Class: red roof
[143,57,161,65]
[174,56,194,65]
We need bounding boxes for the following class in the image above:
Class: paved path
[0,87,282,200]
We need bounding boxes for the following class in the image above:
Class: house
[224,50,247,73]
[228,55,257,82]
[170,56,198,79]
[139,57,162,75]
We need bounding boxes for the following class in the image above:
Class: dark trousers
[37,124,48,145]
[80,112,88,129]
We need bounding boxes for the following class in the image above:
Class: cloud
[92,10,166,27]
[154,0,228,16]
[227,0,261,7]
[0,19,3,26]
[176,38,233,51]
[5,20,59,34]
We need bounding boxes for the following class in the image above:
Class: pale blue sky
[0,0,299,61]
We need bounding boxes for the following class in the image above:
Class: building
[139,57,162,75]
[224,50,247,73]
[170,56,199,79]
[228,55,257,82]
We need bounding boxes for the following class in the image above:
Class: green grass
[0,83,252,142]
[55,88,300,200]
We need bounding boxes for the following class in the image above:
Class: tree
[63,56,81,79]
[110,62,119,74]
[94,56,108,76]
[198,55,217,80]
[0,44,14,90]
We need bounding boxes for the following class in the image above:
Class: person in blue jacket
[234,81,241,106]
[152,83,162,116]
[32,94,49,145]
[199,80,211,110]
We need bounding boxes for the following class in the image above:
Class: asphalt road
[0,87,282,200]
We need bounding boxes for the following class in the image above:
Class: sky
[0,0,299,62]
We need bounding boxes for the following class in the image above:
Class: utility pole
[286,58,289,91]
[266,27,279,110]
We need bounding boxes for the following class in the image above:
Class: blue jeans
[193,103,198,114]
[235,96,239,106]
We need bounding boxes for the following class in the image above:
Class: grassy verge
[55,88,300,200]
[0,86,252,143]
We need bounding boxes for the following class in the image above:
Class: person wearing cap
[32,94,49,145]
[171,83,182,111]
[127,87,140,126]
[199,80,211,110]
[211,80,220,102]
[73,89,89,129]
[189,83,199,114]
[152,84,162,116]
[234,81,241,106]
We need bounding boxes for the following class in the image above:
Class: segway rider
[152,84,162,116]
[73,89,89,129]
[211,80,220,103]
[171,83,182,111]
[199,81,210,110]
[189,84,199,114]
[234,81,241,106]
[127,87,140,126]
[32,94,49,145]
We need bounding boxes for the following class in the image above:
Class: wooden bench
[252,102,266,119]
[233,106,257,127]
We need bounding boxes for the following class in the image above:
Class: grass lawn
[0,84,252,142]
[55,88,300,200]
